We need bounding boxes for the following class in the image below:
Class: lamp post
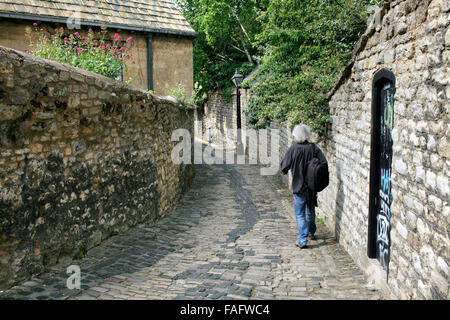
[231,69,244,155]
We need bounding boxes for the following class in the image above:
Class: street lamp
[231,70,244,155]
[232,69,244,88]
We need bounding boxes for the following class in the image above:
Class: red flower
[33,22,38,27]
[127,36,133,42]
[74,32,79,36]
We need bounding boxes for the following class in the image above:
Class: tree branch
[231,7,252,43]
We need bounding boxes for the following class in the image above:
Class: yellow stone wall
[0,19,30,52]
[152,34,194,98]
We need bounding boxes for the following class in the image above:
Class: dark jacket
[280,142,327,207]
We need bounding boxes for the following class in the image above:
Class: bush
[243,0,381,140]
[28,23,135,81]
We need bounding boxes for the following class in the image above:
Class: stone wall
[318,0,449,299]
[0,19,29,53]
[0,45,195,290]
[198,90,236,146]
[201,0,448,300]
[199,87,294,185]
[152,34,194,98]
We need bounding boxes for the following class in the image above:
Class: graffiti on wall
[377,83,395,272]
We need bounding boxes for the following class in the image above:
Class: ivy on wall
[177,0,382,139]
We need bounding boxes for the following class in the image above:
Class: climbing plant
[178,0,381,138]
[245,0,382,139]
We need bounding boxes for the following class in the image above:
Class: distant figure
[280,124,327,249]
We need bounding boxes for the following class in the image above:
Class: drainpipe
[147,33,153,91]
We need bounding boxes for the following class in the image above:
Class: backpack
[305,145,329,193]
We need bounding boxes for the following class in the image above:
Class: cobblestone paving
[0,163,384,300]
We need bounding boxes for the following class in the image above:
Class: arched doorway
[368,68,396,277]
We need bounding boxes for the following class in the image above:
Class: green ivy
[176,0,268,105]
[177,0,381,139]
[245,0,381,140]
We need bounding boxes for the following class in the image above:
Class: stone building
[0,0,196,95]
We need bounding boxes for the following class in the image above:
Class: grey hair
[292,124,311,143]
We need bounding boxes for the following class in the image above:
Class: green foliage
[166,81,189,103]
[191,81,208,105]
[176,0,268,104]
[28,23,135,81]
[316,217,325,226]
[245,0,381,139]
[163,81,205,107]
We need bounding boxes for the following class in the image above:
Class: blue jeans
[293,192,316,246]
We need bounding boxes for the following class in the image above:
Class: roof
[0,0,197,38]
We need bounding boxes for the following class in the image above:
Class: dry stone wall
[198,90,238,147]
[0,46,195,290]
[318,0,449,299]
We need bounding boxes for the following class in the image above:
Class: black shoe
[307,235,316,240]
[296,243,308,249]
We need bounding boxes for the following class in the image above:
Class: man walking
[280,124,327,249]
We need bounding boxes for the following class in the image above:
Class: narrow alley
[0,163,383,300]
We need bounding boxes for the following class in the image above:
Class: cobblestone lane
[0,164,384,300]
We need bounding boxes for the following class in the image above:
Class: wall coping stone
[0,45,196,111]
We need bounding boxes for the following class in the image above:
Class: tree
[176,0,269,104]
[244,0,381,139]
[177,0,381,139]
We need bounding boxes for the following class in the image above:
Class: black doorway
[368,69,396,276]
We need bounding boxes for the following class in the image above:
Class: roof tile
[0,0,196,36]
